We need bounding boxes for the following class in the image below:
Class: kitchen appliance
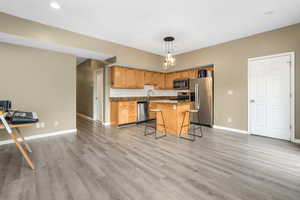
[137,101,149,122]
[189,72,214,127]
[173,79,189,90]
[0,100,11,111]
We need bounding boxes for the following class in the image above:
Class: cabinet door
[118,101,137,124]
[127,101,137,123]
[144,71,154,85]
[173,72,182,80]
[154,73,165,89]
[188,69,198,78]
[111,67,127,88]
[118,102,129,124]
[165,73,174,89]
[135,70,145,89]
[179,70,188,79]
[126,68,137,88]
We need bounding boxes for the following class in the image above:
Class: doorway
[248,52,295,141]
[94,68,104,122]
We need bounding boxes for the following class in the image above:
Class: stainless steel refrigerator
[189,77,214,127]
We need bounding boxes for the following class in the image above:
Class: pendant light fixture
[163,36,176,70]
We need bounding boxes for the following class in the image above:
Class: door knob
[250,99,255,103]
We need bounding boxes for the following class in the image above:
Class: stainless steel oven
[173,79,189,90]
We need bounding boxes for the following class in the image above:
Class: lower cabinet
[110,101,137,125]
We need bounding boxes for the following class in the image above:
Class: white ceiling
[0,0,300,55]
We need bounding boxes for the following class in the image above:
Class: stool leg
[144,120,147,136]
[155,111,167,139]
[179,111,187,137]
[179,111,195,141]
[144,119,155,136]
[199,126,203,137]
[189,124,203,138]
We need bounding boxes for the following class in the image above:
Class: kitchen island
[151,100,191,136]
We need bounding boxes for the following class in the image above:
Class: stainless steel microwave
[173,79,189,89]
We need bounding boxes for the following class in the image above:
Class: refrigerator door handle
[195,84,199,109]
[198,83,200,109]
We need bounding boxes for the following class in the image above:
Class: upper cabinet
[165,72,175,89]
[135,69,145,89]
[153,72,165,89]
[145,71,165,89]
[181,69,198,79]
[126,68,137,88]
[144,71,155,85]
[111,66,144,89]
[111,66,127,88]
[110,66,212,89]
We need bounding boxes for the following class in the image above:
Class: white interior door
[249,55,291,140]
[94,69,104,121]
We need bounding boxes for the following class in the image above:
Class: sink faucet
[147,89,154,101]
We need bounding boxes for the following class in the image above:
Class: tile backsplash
[110,85,178,97]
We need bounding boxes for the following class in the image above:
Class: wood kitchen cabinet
[145,71,165,89]
[135,69,145,89]
[111,65,210,89]
[111,66,144,89]
[111,66,127,88]
[153,72,165,89]
[144,71,155,85]
[165,72,177,89]
[181,69,198,79]
[110,101,137,125]
[126,68,136,88]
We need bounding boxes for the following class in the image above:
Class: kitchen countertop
[151,100,191,104]
[110,96,176,102]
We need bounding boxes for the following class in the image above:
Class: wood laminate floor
[0,116,300,200]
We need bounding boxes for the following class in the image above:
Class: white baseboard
[293,139,300,144]
[102,122,111,126]
[76,112,94,121]
[0,129,77,146]
[213,125,249,134]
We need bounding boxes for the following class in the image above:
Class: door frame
[93,68,104,121]
[247,52,295,141]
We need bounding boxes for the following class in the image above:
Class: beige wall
[0,42,76,141]
[175,23,300,139]
[0,12,162,69]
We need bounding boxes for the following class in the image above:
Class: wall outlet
[227,117,232,123]
[40,122,45,128]
[36,123,40,128]
[227,90,233,95]
[54,121,59,127]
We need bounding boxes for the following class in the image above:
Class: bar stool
[179,110,203,141]
[144,109,167,139]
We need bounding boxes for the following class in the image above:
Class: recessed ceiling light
[50,2,61,10]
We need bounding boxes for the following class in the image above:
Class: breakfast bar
[151,100,191,136]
